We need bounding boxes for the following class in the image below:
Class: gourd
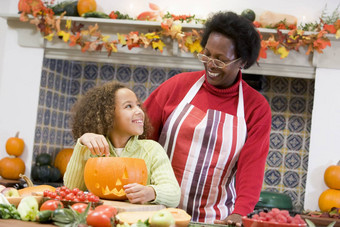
[318,188,340,212]
[77,0,96,16]
[31,153,61,183]
[84,157,148,200]
[5,132,25,157]
[36,153,52,166]
[0,157,25,180]
[324,160,340,189]
[54,148,73,176]
[18,174,56,197]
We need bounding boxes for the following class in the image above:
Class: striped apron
[159,75,247,223]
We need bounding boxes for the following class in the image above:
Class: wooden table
[0,219,55,227]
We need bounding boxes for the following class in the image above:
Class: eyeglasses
[197,53,240,69]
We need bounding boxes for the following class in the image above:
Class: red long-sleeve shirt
[144,70,271,216]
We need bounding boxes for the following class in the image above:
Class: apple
[150,210,175,227]
[2,187,20,197]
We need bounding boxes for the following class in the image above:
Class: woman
[63,82,180,208]
[144,11,272,224]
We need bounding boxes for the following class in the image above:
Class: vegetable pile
[43,186,100,203]
[247,208,306,224]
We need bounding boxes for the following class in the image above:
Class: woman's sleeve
[147,142,181,207]
[63,139,91,191]
[232,101,272,216]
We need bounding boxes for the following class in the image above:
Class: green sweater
[63,136,180,207]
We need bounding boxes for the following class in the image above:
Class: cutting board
[102,199,165,212]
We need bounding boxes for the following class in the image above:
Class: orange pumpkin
[5,132,25,157]
[0,157,25,180]
[324,161,340,189]
[77,0,97,16]
[84,157,148,200]
[318,188,340,212]
[54,148,73,176]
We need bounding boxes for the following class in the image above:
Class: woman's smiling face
[203,32,244,89]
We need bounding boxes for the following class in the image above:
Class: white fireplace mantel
[2,13,340,78]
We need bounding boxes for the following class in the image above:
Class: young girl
[63,82,180,207]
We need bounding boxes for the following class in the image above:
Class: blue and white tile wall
[34,57,313,209]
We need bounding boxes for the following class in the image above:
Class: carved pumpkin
[5,132,25,157]
[318,188,340,212]
[77,0,97,16]
[324,161,340,189]
[54,148,73,176]
[84,157,148,200]
[0,157,25,180]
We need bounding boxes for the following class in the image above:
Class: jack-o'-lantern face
[84,157,148,200]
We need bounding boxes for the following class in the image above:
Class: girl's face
[112,88,145,140]
[203,32,244,89]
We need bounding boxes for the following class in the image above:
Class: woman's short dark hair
[201,11,260,69]
[71,82,152,140]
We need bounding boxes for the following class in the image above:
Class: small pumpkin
[318,188,340,212]
[5,132,25,157]
[31,165,61,183]
[18,174,56,196]
[84,157,148,200]
[324,161,340,190]
[77,0,96,16]
[0,157,25,180]
[54,148,73,176]
[36,153,52,166]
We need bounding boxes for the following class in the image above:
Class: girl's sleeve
[63,139,91,191]
[147,142,181,207]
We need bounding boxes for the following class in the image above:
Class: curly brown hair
[71,82,152,141]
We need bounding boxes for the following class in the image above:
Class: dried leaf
[152,40,166,52]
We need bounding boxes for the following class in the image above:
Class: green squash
[52,1,79,16]
[241,9,256,22]
[36,153,52,166]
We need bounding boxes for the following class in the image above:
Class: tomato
[94,205,117,217]
[86,210,112,227]
[71,203,91,213]
[40,200,64,211]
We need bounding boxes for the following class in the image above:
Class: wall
[0,0,339,211]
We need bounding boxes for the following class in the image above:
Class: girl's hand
[124,183,156,204]
[214,213,242,226]
[79,133,110,157]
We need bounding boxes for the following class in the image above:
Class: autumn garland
[18,0,340,59]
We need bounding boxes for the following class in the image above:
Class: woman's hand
[79,133,110,157]
[124,183,156,204]
[214,213,243,226]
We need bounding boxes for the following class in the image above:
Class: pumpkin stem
[19,174,34,187]
[15,131,20,138]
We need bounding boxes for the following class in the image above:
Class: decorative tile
[100,64,115,80]
[151,68,166,84]
[283,190,298,206]
[69,80,81,95]
[84,64,98,80]
[43,109,50,126]
[133,85,147,101]
[291,79,307,95]
[34,126,41,143]
[56,60,63,74]
[50,59,56,71]
[82,81,96,94]
[66,97,77,112]
[267,150,283,167]
[288,116,304,132]
[271,96,288,112]
[36,108,43,125]
[42,127,49,143]
[63,60,70,76]
[287,134,303,151]
[117,65,132,82]
[63,113,71,129]
[52,93,59,109]
[272,77,288,93]
[59,95,65,111]
[48,72,54,89]
[284,152,301,169]
[38,90,45,106]
[54,74,61,92]
[51,110,57,127]
[41,70,47,87]
[61,78,68,93]
[261,76,270,92]
[71,62,82,79]
[283,171,299,188]
[45,91,52,108]
[57,112,64,128]
[49,129,56,144]
[133,67,148,83]
[168,69,182,79]
[264,169,281,186]
[269,133,284,149]
[289,97,306,114]
[63,131,74,146]
[271,114,286,131]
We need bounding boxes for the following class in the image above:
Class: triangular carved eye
[122,167,128,179]
[115,178,122,186]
